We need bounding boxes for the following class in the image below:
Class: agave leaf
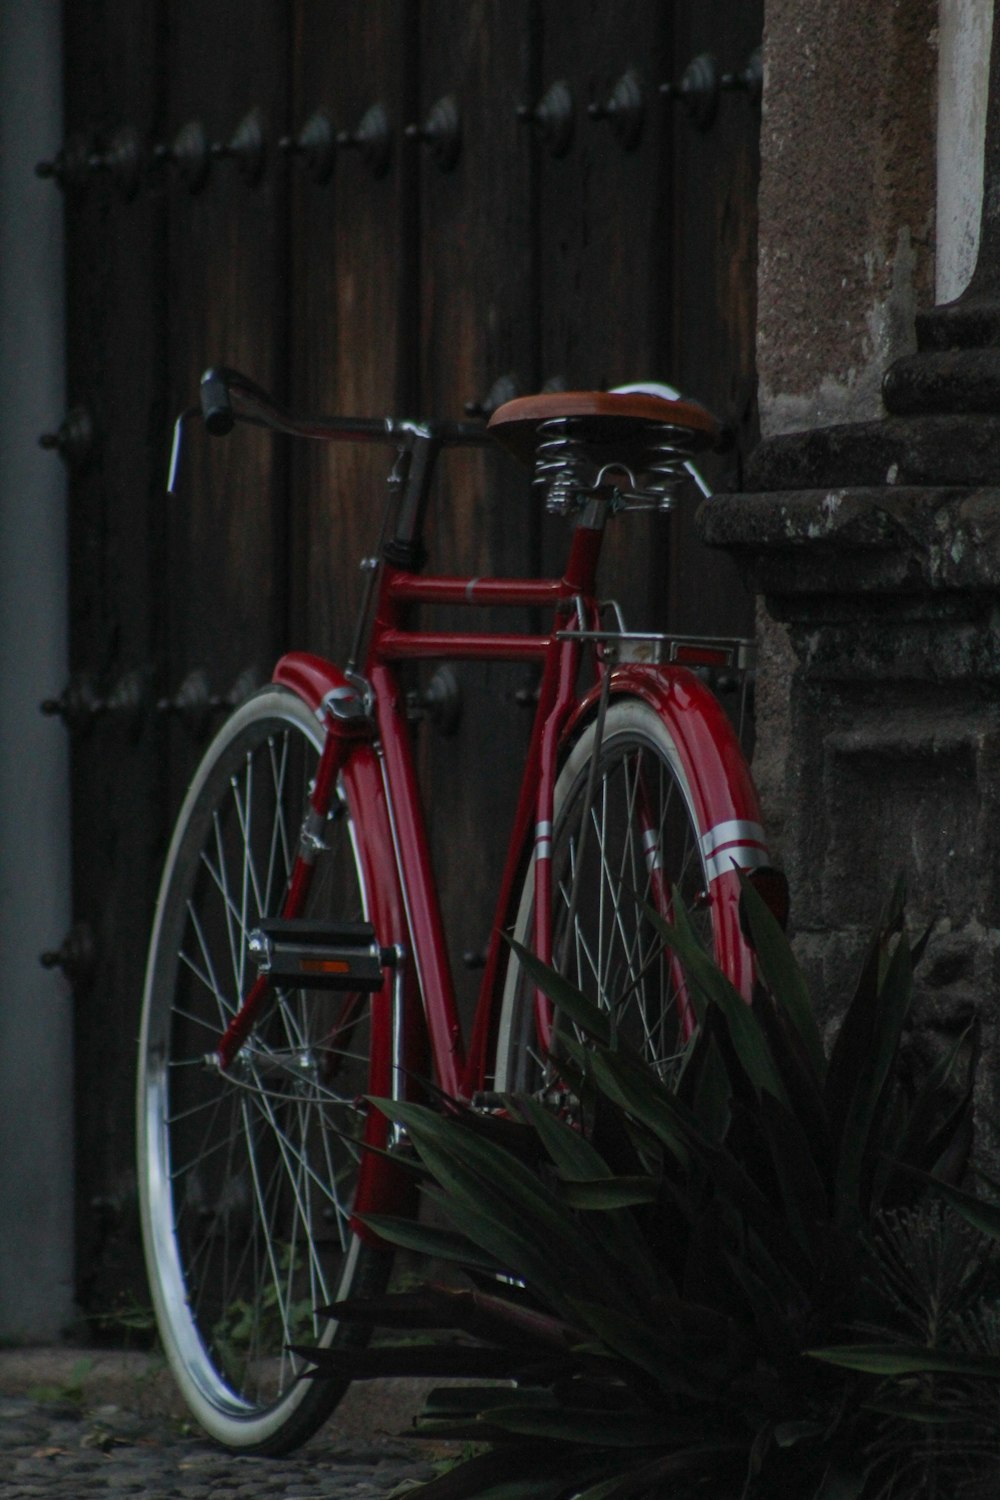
[750,982,833,1170]
[807,1342,1000,1377]
[579,1442,746,1497]
[515,1094,640,1189]
[356,1211,503,1274]
[313,1286,489,1328]
[327,1283,583,1354]
[833,929,913,1222]
[449,1285,584,1351]
[893,1018,979,1172]
[514,1096,667,1306]
[371,1100,622,1311]
[420,1386,555,1418]
[592,1054,814,1284]
[587,1076,654,1180]
[646,896,790,1107]
[921,1092,975,1188]
[904,1170,1000,1241]
[572,1480,631,1500]
[569,1300,719,1398]
[581,1045,693,1168]
[686,1030,733,1144]
[861,1397,969,1425]
[825,881,906,1137]
[428,1190,586,1316]
[722,1240,807,1362]
[737,870,826,1080]
[811,1458,868,1500]
[680,1203,749,1323]
[774,1419,825,1447]
[483,1404,669,1447]
[557,1176,660,1209]
[398,1443,574,1500]
[293,1342,524,1380]
[757,1089,831,1265]
[508,939,613,1049]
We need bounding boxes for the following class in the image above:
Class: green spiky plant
[297,880,1000,1499]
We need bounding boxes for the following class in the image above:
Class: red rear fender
[566,667,769,999]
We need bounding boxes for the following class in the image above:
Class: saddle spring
[532,416,703,516]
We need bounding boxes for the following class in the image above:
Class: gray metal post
[0,0,74,1339]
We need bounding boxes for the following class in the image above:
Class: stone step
[745,413,1000,492]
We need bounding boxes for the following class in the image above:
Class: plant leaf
[825,880,906,1139]
[396,1443,575,1500]
[569,1300,718,1398]
[833,928,913,1222]
[646,894,791,1107]
[904,1170,1000,1241]
[557,1175,660,1209]
[482,1404,669,1447]
[737,870,826,1080]
[356,1212,502,1274]
[293,1342,524,1379]
[370,1100,622,1313]
[508,940,614,1049]
[807,1342,1000,1377]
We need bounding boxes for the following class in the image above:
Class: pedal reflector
[248,919,391,991]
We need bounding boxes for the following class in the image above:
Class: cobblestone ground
[0,1357,442,1499]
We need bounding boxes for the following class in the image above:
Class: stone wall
[703,0,1000,1151]
[757,0,937,437]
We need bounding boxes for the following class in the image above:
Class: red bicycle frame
[194,368,770,1220]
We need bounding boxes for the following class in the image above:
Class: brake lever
[166,404,199,495]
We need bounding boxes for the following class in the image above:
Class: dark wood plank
[416,0,540,1028]
[286,0,419,661]
[666,0,762,636]
[537,0,674,631]
[163,0,290,750]
[61,0,170,1322]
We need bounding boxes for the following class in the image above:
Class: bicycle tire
[137,686,391,1454]
[495,696,755,1090]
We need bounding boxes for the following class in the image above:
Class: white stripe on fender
[700,819,766,860]
[700,820,769,882]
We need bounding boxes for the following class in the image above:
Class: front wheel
[495,696,757,1091]
[137,687,390,1454]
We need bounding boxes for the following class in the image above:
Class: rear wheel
[137,687,390,1453]
[496,698,734,1090]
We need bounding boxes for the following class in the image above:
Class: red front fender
[272,651,423,1231]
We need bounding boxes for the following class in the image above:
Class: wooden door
[48,0,761,1320]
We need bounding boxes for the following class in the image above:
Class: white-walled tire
[495,698,718,1090]
[137,688,389,1454]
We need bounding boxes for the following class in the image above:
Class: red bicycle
[136,369,775,1453]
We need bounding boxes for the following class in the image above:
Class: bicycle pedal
[247,919,396,992]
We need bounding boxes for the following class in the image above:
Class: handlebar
[197,365,493,449]
[168,364,493,496]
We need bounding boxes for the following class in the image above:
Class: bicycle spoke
[140,691,393,1447]
[185,899,235,1023]
[204,817,247,989]
[497,704,730,1096]
[264,732,292,916]
[178,945,234,1025]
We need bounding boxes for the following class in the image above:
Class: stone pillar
[700,4,1000,1124]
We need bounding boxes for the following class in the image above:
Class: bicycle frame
[193,369,768,1218]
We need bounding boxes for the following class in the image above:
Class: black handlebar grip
[200,369,235,436]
